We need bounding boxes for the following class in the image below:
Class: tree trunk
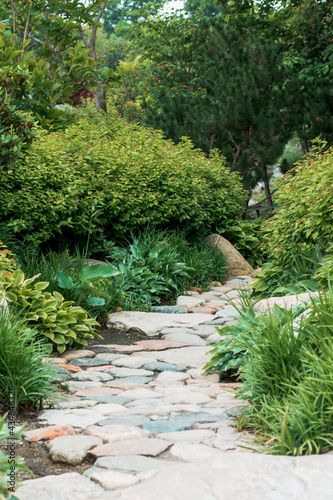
[95,82,107,113]
[240,195,250,220]
[263,163,273,212]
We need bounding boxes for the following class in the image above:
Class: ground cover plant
[0,107,246,248]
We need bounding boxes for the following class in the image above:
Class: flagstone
[90,470,139,489]
[89,437,171,458]
[70,371,113,382]
[74,387,122,397]
[23,425,77,441]
[97,415,150,427]
[112,356,154,369]
[162,333,207,346]
[85,425,149,442]
[48,435,103,465]
[101,339,189,353]
[157,429,216,443]
[61,350,96,361]
[39,409,105,429]
[94,404,128,415]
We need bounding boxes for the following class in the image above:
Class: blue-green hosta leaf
[57,271,75,289]
[85,296,105,306]
[81,264,119,282]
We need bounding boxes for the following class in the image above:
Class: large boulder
[205,234,254,278]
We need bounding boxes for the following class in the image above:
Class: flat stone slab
[152,305,188,314]
[89,437,171,457]
[112,356,154,369]
[254,292,319,314]
[106,367,154,378]
[61,350,96,361]
[97,415,150,427]
[162,333,207,346]
[119,389,162,401]
[105,376,153,385]
[75,387,122,397]
[143,361,187,373]
[82,454,333,500]
[95,353,124,362]
[70,371,113,382]
[173,411,227,423]
[84,396,130,405]
[101,340,189,353]
[39,409,105,429]
[47,435,102,465]
[23,425,76,442]
[85,425,149,442]
[90,470,139,489]
[142,420,196,434]
[70,358,110,367]
[94,455,175,474]
[157,429,216,443]
[214,308,241,318]
[176,295,206,308]
[155,371,189,382]
[107,312,209,336]
[159,327,193,335]
[133,346,210,369]
[15,472,104,500]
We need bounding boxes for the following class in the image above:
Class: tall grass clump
[235,291,333,455]
[0,310,58,412]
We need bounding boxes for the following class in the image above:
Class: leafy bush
[0,414,31,499]
[0,309,58,411]
[4,270,100,353]
[0,108,246,247]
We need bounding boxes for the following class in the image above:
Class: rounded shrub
[0,108,246,247]
[262,142,333,265]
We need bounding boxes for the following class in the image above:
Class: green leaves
[81,264,119,282]
[57,271,75,289]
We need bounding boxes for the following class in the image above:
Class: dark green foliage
[0,309,58,411]
[0,109,246,247]
[103,0,150,36]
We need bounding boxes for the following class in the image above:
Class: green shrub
[262,141,333,264]
[0,108,246,247]
[4,269,100,353]
[0,309,58,412]
[0,414,31,499]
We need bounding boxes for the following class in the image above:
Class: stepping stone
[93,454,175,474]
[23,425,76,442]
[112,356,154,369]
[133,346,210,369]
[66,381,103,391]
[214,308,241,318]
[94,404,128,415]
[60,349,96,361]
[69,358,110,367]
[89,437,171,457]
[173,412,227,423]
[102,339,189,353]
[157,429,216,443]
[159,327,193,335]
[97,415,150,427]
[142,420,195,434]
[47,435,102,465]
[90,470,139,489]
[155,371,189,382]
[176,296,206,308]
[95,353,124,362]
[152,305,188,314]
[125,398,164,408]
[84,396,130,405]
[170,442,222,461]
[106,367,154,378]
[14,472,104,500]
[58,400,98,409]
[162,333,207,346]
[188,306,216,314]
[105,376,153,385]
[190,325,219,338]
[119,389,162,401]
[38,409,105,429]
[74,387,122,397]
[85,424,149,442]
[203,317,234,325]
[70,371,113,382]
[143,361,187,373]
[107,312,209,336]
[62,364,82,373]
[164,392,212,405]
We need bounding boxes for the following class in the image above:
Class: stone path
[15,277,333,499]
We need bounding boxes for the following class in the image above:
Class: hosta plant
[4,269,100,353]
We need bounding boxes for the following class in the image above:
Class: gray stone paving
[15,275,333,499]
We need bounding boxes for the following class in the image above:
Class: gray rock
[84,396,131,405]
[174,411,227,423]
[203,316,234,325]
[105,376,153,385]
[159,327,193,335]
[214,308,241,318]
[94,455,175,474]
[98,415,150,427]
[142,420,196,434]
[162,333,207,346]
[132,346,210,370]
[70,371,113,382]
[95,353,123,362]
[190,325,219,338]
[106,367,154,378]
[82,453,333,500]
[66,381,104,391]
[48,435,102,465]
[39,408,105,429]
[83,466,107,479]
[14,473,104,500]
[107,311,209,336]
[152,305,188,314]
[143,361,187,373]
[70,358,110,367]
[112,356,153,369]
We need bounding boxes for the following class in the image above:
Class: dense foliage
[0,108,246,247]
